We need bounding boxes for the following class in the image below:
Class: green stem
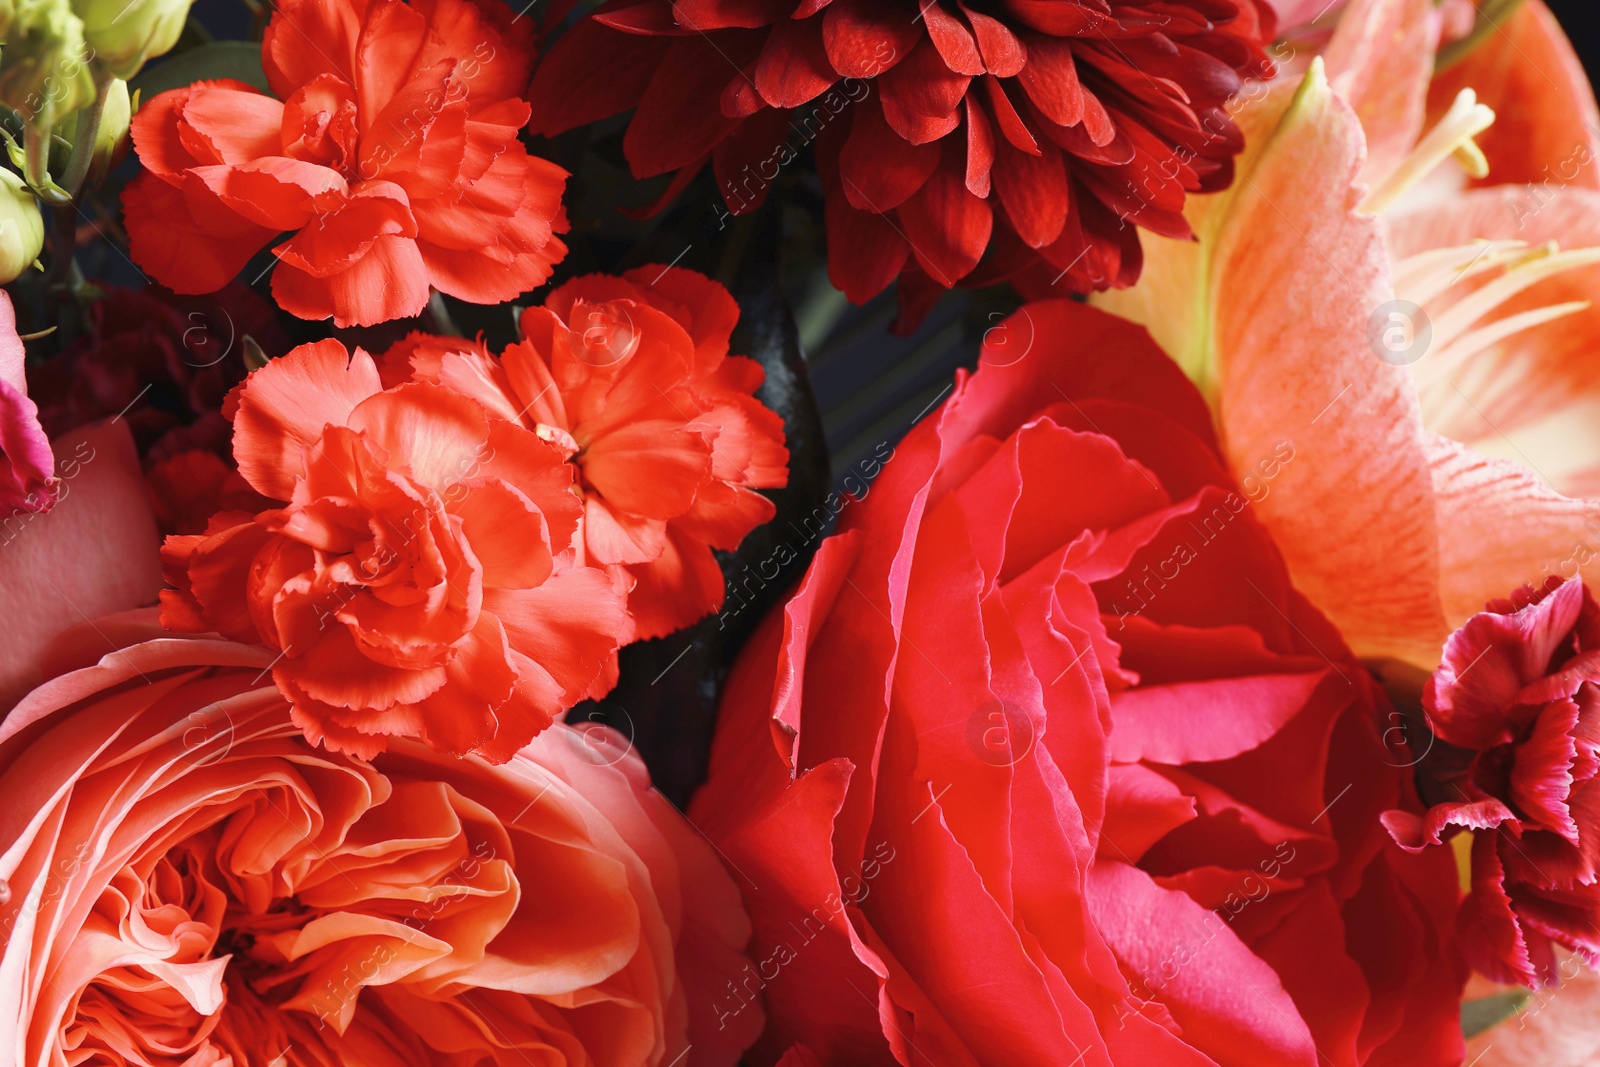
[427,291,462,336]
[21,127,65,204]
[58,86,110,201]
[1435,0,1528,73]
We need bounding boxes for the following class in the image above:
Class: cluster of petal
[1093,0,1600,668]
[160,339,625,762]
[0,290,56,514]
[28,283,286,533]
[123,0,569,328]
[691,300,1463,1066]
[0,614,760,1066]
[529,0,1276,329]
[1384,578,1600,989]
[382,266,789,640]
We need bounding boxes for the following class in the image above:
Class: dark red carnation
[1384,577,1600,989]
[529,0,1276,329]
[27,284,286,533]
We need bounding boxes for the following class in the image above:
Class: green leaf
[1435,0,1528,73]
[129,42,268,101]
[1461,989,1531,1038]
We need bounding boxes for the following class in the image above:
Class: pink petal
[0,294,55,512]
[1320,0,1439,182]
[0,421,163,710]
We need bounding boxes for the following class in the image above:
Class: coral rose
[160,338,626,761]
[122,0,569,327]
[381,266,788,641]
[691,300,1464,1066]
[0,612,761,1066]
[1384,577,1600,989]
[528,0,1275,328]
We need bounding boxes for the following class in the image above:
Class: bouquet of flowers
[1,0,1598,1062]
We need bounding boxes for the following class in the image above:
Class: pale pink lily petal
[1320,0,1440,182]
[0,420,163,711]
[0,292,55,514]
[1464,963,1600,1066]
[1388,186,1600,498]
[1427,435,1600,629]
[1101,62,1450,665]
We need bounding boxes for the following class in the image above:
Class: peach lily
[1094,0,1600,669]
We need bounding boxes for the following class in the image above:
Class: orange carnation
[160,338,625,761]
[121,0,568,327]
[0,615,761,1066]
[382,266,789,640]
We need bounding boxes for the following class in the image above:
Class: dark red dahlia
[529,0,1276,327]
[1382,578,1600,988]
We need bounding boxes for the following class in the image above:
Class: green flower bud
[0,169,44,283]
[0,0,97,132]
[73,0,193,81]
[49,75,127,188]
[85,75,127,183]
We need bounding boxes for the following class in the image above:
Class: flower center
[1393,238,1600,462]
[1362,88,1496,215]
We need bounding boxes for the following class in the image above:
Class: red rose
[691,300,1463,1065]
[123,0,569,327]
[1384,577,1600,989]
[529,0,1275,329]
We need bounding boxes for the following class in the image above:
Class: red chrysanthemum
[529,0,1276,328]
[123,0,569,328]
[1383,577,1600,988]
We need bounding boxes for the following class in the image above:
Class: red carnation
[380,265,790,641]
[160,337,629,762]
[123,0,569,328]
[1384,578,1600,988]
[529,0,1275,328]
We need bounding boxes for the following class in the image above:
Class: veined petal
[1098,63,1450,666]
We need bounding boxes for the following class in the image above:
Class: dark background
[1548,1,1596,69]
